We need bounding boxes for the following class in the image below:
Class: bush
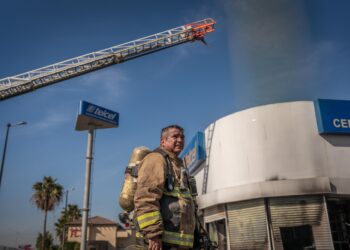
[64,242,80,250]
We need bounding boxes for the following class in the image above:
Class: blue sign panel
[180,132,206,174]
[314,99,350,134]
[75,101,119,131]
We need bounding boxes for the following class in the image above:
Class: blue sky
[1,0,350,247]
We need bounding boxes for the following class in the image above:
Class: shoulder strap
[153,148,174,191]
[124,165,139,178]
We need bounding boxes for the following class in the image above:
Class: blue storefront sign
[180,132,206,174]
[75,101,119,131]
[314,99,350,135]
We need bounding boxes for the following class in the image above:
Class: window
[280,225,315,250]
[206,219,227,250]
[327,199,350,250]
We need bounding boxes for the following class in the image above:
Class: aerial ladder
[0,18,215,101]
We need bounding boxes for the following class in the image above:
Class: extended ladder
[202,122,215,194]
[0,18,215,100]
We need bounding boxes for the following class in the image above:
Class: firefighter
[134,125,196,250]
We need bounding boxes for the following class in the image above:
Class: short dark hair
[161,125,184,139]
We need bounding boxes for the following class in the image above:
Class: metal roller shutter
[312,197,334,250]
[227,199,268,250]
[204,204,226,223]
[269,195,333,250]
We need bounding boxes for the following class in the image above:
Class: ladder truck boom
[0,18,215,101]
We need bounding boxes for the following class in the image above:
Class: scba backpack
[119,146,177,212]
[118,146,198,227]
[119,146,151,212]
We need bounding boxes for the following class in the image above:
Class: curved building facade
[183,100,350,250]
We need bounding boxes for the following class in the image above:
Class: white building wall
[194,167,205,195]
[197,101,350,209]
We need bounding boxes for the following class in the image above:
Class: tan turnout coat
[134,147,196,248]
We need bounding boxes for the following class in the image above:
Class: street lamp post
[0,121,27,187]
[61,187,75,250]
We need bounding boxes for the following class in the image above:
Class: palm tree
[55,204,82,245]
[32,176,63,250]
[66,204,81,221]
[36,232,53,250]
[55,217,66,246]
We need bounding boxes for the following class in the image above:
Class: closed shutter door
[312,197,334,250]
[227,199,268,250]
[204,204,226,223]
[269,195,333,250]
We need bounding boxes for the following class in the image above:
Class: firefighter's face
[161,128,184,155]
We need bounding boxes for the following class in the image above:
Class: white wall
[197,101,350,208]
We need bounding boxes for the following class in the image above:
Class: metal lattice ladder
[0,18,215,100]
[202,122,215,194]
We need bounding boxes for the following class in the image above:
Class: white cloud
[31,112,71,131]
[80,68,129,103]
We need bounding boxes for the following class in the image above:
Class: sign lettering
[70,227,81,238]
[76,100,119,131]
[180,132,206,174]
[315,99,350,134]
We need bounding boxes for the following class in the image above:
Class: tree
[55,217,66,246]
[55,204,82,246]
[65,204,81,222]
[64,242,80,250]
[36,232,53,250]
[32,176,63,250]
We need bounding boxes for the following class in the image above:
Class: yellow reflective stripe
[163,187,192,199]
[137,211,161,229]
[135,231,144,238]
[162,230,194,247]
